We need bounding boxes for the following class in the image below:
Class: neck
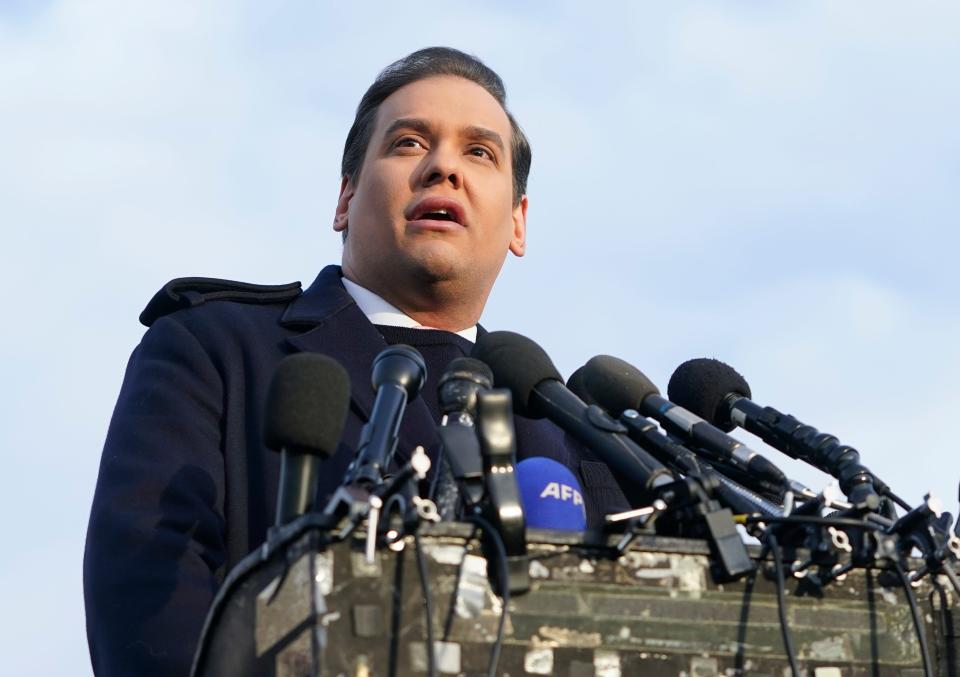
[341,266,487,332]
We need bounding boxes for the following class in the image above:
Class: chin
[410,260,459,285]
[402,245,463,284]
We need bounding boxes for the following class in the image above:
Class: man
[84,47,628,676]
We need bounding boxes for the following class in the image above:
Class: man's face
[335,75,526,300]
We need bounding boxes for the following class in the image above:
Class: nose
[420,144,462,190]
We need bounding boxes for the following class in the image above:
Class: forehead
[373,75,513,146]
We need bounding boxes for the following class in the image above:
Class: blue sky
[1,2,958,673]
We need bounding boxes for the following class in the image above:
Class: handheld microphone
[346,345,426,488]
[516,457,587,531]
[263,353,351,526]
[433,357,492,518]
[472,331,674,507]
[576,355,788,494]
[668,358,884,510]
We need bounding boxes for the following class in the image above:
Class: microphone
[472,331,674,507]
[569,368,782,517]
[516,457,587,531]
[263,353,351,526]
[571,357,758,579]
[668,358,884,511]
[433,357,492,518]
[576,355,788,494]
[345,345,427,488]
[571,365,705,476]
[476,387,529,594]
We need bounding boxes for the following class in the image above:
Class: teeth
[415,205,457,221]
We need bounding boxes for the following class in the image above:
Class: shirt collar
[341,277,478,343]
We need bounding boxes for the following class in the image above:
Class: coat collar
[280,265,355,327]
[280,265,439,462]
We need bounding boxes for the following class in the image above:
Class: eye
[468,146,495,161]
[393,136,425,151]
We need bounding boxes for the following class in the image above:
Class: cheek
[481,175,516,221]
[352,183,394,230]
[358,164,407,223]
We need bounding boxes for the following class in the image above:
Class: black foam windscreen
[580,355,660,417]
[471,331,562,417]
[667,358,752,432]
[263,353,351,456]
[439,356,494,388]
[566,366,597,406]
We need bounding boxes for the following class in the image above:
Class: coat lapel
[280,266,439,464]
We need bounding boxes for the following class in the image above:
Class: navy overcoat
[83,265,628,675]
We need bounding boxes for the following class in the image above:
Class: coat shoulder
[139,277,303,327]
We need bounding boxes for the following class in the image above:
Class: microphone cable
[465,514,510,677]
[941,561,960,597]
[893,560,934,677]
[413,528,438,677]
[765,532,800,677]
[887,491,913,512]
[382,493,438,677]
[748,512,937,676]
[426,449,445,505]
[381,494,440,677]
[387,509,404,677]
[739,514,886,531]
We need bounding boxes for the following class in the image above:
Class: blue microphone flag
[516,457,587,531]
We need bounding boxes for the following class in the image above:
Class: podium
[192,518,958,676]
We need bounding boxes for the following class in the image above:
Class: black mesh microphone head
[471,331,562,418]
[438,357,493,416]
[566,366,597,406]
[438,357,493,389]
[371,344,427,399]
[263,353,351,457]
[667,358,752,432]
[580,355,660,417]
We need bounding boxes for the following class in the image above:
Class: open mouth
[407,198,466,226]
[421,209,457,222]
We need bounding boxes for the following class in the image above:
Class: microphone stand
[322,446,434,563]
[605,467,756,582]
[890,495,960,593]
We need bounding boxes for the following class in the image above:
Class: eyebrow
[383,117,432,140]
[464,125,505,154]
[382,118,506,155]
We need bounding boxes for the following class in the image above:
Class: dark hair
[340,47,531,205]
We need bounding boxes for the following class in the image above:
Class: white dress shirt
[341,277,478,343]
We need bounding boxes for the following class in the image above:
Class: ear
[333,176,353,232]
[508,194,528,257]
